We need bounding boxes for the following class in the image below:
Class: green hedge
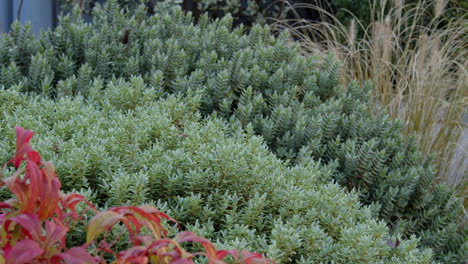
[0,1,465,262]
[0,88,433,263]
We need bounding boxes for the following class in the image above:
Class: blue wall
[1,0,55,35]
[0,0,13,33]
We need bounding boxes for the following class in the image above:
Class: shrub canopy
[0,1,465,262]
[0,88,433,263]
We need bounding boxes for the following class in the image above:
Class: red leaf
[0,214,6,226]
[0,202,13,210]
[133,235,154,246]
[145,239,179,254]
[9,213,42,241]
[241,250,274,264]
[8,127,35,168]
[4,239,43,264]
[144,239,193,263]
[120,213,142,238]
[86,211,123,244]
[24,160,42,213]
[118,256,148,264]
[43,220,68,252]
[216,250,274,264]
[111,206,168,239]
[138,205,177,223]
[61,193,97,216]
[116,245,148,264]
[216,250,239,261]
[37,162,62,220]
[169,258,194,264]
[3,172,32,214]
[97,240,115,255]
[26,150,42,165]
[53,247,97,264]
[3,162,62,220]
[175,232,218,260]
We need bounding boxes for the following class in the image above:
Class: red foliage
[0,126,274,264]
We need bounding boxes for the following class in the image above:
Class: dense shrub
[0,126,272,264]
[0,89,433,263]
[58,0,285,26]
[0,1,465,261]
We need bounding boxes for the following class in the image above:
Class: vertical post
[52,0,57,28]
[0,0,13,33]
[182,0,191,12]
[182,0,200,22]
[12,0,54,35]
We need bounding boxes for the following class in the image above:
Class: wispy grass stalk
[273,0,467,200]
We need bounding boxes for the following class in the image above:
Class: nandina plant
[0,126,273,264]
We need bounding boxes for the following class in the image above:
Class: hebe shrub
[0,1,465,261]
[0,126,272,264]
[0,89,433,263]
[58,0,284,26]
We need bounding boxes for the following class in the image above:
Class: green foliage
[0,88,433,263]
[58,0,284,27]
[1,126,271,264]
[58,0,160,15]
[0,2,465,262]
[190,0,285,27]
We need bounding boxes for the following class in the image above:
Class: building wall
[0,0,55,34]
